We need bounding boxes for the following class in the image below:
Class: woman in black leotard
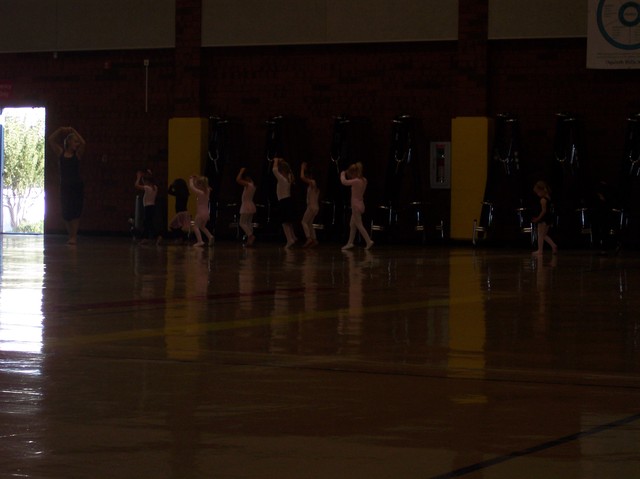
[48,126,86,244]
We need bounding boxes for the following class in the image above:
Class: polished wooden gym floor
[1,234,640,478]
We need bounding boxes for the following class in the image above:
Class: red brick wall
[0,49,175,234]
[1,36,638,236]
[489,38,640,188]
[202,42,457,213]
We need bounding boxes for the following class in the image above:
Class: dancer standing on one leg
[300,162,320,248]
[340,162,374,250]
[531,180,558,256]
[236,167,257,247]
[48,126,86,244]
[188,175,215,247]
[272,157,297,248]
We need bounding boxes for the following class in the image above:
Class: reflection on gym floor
[1,235,640,478]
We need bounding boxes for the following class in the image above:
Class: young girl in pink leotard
[188,175,215,247]
[340,162,374,250]
[300,162,320,248]
[236,167,257,246]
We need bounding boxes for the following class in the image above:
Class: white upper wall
[201,0,458,46]
[0,0,587,53]
[489,0,586,39]
[0,0,175,53]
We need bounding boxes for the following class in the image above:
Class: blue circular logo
[597,0,640,49]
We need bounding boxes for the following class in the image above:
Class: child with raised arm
[272,157,297,248]
[531,180,558,256]
[340,162,374,250]
[300,162,320,247]
[236,167,257,246]
[188,175,215,247]
[135,170,160,245]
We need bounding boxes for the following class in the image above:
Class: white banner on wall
[587,0,640,68]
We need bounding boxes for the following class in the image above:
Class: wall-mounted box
[430,141,451,189]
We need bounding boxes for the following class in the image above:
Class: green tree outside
[2,110,45,232]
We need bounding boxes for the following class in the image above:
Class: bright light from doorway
[0,107,46,234]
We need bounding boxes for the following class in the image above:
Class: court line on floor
[430,411,640,478]
[48,286,316,312]
[46,294,481,347]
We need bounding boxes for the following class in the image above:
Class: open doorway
[0,107,46,234]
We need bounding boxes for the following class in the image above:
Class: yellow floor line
[48,294,485,347]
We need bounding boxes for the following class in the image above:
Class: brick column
[174,0,203,117]
[456,0,489,116]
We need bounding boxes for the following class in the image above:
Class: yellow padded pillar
[450,117,492,241]
[167,117,209,220]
